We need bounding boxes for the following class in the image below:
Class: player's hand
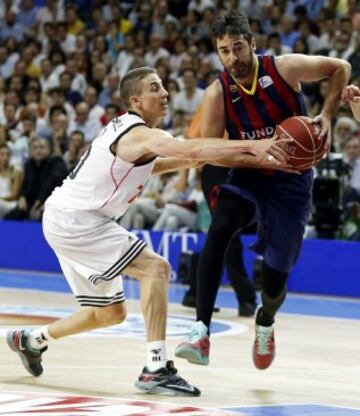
[254,137,300,173]
[251,136,291,164]
[310,114,331,152]
[341,84,360,104]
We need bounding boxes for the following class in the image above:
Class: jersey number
[69,146,92,180]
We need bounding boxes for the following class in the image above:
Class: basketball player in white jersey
[342,84,360,121]
[6,67,292,396]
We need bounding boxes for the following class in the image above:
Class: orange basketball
[275,116,327,170]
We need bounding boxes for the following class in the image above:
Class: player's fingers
[268,146,288,161]
[309,115,321,124]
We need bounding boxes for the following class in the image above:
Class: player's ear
[251,37,256,51]
[129,95,139,107]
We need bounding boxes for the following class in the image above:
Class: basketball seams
[297,117,323,153]
[276,116,327,170]
[277,125,315,153]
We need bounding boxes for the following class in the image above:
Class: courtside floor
[0,269,359,415]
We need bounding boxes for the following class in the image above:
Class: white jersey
[46,112,156,220]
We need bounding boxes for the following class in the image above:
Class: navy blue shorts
[222,168,314,273]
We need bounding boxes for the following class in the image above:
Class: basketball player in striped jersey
[6,67,292,397]
[342,84,360,121]
[175,10,350,369]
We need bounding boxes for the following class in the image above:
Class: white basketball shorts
[42,206,146,307]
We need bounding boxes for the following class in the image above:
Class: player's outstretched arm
[342,85,360,122]
[144,128,292,165]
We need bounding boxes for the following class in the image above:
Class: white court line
[0,365,359,372]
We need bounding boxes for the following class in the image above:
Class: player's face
[137,74,169,119]
[216,34,255,79]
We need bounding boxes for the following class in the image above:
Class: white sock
[146,340,167,372]
[28,326,54,350]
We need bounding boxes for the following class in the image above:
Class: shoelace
[256,329,273,355]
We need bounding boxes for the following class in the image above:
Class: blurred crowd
[0,0,360,239]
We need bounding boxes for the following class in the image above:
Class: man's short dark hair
[120,67,157,109]
[210,9,252,43]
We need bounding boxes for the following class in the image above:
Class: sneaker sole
[175,347,209,365]
[6,331,42,377]
[135,381,200,397]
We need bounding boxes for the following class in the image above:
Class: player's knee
[94,303,127,327]
[151,256,171,281]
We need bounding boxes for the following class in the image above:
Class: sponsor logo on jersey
[240,126,275,140]
[258,75,274,89]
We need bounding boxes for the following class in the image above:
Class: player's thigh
[121,246,171,281]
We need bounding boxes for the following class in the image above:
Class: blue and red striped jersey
[219,55,307,140]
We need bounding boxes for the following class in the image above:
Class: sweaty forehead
[216,34,248,48]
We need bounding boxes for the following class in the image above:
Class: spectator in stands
[50,113,69,158]
[153,169,205,232]
[144,34,170,68]
[63,130,86,172]
[16,0,39,36]
[173,68,204,115]
[48,48,66,80]
[58,70,82,106]
[0,44,17,80]
[169,37,188,73]
[279,15,299,49]
[329,32,354,61]
[265,32,292,55]
[333,116,359,152]
[46,87,75,122]
[67,102,102,143]
[89,62,107,94]
[343,136,360,192]
[40,58,58,93]
[1,9,24,43]
[65,4,85,35]
[92,34,113,69]
[4,136,67,221]
[133,2,153,41]
[83,86,105,121]
[55,22,76,55]
[37,104,67,142]
[98,72,120,108]
[3,102,20,132]
[36,0,64,26]
[0,143,22,218]
[152,0,179,39]
[115,33,136,78]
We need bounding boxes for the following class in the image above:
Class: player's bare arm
[201,80,226,138]
[342,84,360,122]
[276,54,351,143]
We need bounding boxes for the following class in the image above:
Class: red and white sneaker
[175,321,210,365]
[252,308,275,370]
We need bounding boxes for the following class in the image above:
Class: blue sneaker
[175,321,210,365]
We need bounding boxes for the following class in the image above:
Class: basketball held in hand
[275,116,327,170]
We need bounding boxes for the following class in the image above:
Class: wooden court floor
[0,282,359,415]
